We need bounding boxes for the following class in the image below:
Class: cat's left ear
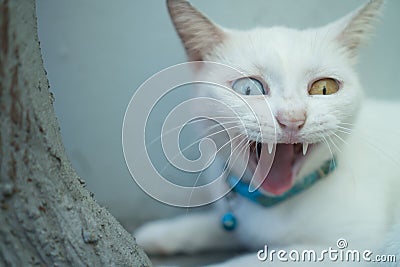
[166,0,225,61]
[328,0,384,59]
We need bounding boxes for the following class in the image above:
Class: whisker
[185,133,249,207]
[336,125,354,132]
[331,131,349,146]
[322,135,336,170]
[202,124,245,140]
[158,125,245,175]
[328,133,358,186]
[335,129,352,135]
[327,134,342,154]
[146,118,240,147]
[339,122,356,126]
[337,126,400,168]
[339,122,400,136]
[224,136,250,175]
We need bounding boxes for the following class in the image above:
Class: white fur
[135,0,400,266]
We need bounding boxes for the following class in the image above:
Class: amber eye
[309,78,339,96]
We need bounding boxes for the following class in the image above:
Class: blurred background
[36,0,400,232]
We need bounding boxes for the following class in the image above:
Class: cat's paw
[134,220,184,255]
[135,213,231,256]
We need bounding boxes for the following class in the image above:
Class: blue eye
[232,77,266,95]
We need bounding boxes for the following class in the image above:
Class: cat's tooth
[303,143,309,155]
[268,143,273,154]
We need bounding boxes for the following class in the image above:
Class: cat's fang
[268,143,273,154]
[303,143,309,155]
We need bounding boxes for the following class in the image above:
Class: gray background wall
[36,0,400,228]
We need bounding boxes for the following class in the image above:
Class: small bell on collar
[221,212,237,231]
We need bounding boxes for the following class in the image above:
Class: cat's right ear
[327,0,384,60]
[166,0,225,61]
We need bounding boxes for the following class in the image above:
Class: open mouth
[249,142,311,196]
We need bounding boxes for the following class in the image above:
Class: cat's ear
[166,0,225,61]
[329,0,384,59]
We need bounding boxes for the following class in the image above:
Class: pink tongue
[261,144,294,196]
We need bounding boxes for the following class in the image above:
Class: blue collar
[221,158,336,231]
[227,158,336,208]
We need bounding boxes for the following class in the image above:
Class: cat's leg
[134,212,241,255]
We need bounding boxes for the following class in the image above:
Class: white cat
[135,0,400,266]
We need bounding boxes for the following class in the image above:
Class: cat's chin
[249,142,313,196]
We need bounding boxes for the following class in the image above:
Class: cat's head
[167,0,383,196]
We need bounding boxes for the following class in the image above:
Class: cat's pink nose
[276,113,306,130]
